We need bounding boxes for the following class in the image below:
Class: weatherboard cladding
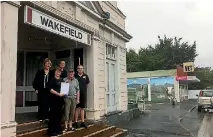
[127,69,177,78]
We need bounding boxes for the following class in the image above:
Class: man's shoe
[68,127,76,131]
[73,122,80,129]
[81,122,88,128]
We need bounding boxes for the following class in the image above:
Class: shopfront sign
[24,6,91,45]
[176,76,187,81]
[183,62,194,72]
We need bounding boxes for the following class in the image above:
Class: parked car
[196,90,213,112]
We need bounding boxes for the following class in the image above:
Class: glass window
[25,91,37,106]
[25,52,48,86]
[16,52,24,86]
[106,44,116,59]
[16,91,23,107]
[111,47,115,58]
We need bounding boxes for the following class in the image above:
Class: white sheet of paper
[60,82,69,95]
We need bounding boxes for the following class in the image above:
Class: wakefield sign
[24,6,91,45]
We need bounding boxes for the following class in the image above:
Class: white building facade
[0,1,132,137]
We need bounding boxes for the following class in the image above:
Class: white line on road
[197,115,213,137]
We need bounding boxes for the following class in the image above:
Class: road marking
[197,115,212,137]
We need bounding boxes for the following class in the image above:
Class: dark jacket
[32,69,54,91]
[52,68,67,79]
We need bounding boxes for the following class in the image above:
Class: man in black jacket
[73,65,90,128]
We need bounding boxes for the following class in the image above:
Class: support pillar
[148,78,151,101]
[174,78,180,102]
[85,36,101,120]
[1,1,20,137]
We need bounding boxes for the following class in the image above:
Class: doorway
[106,59,117,112]
[16,51,49,113]
[74,48,83,72]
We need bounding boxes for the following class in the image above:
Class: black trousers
[48,96,64,135]
[37,88,50,120]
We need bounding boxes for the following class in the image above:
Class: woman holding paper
[47,67,64,136]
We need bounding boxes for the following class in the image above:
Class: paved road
[181,106,213,137]
[117,100,197,137]
[180,106,205,137]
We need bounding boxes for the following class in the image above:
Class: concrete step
[104,128,126,137]
[109,130,127,137]
[17,121,46,135]
[17,119,83,135]
[16,121,127,137]
[85,126,116,137]
[16,123,107,137]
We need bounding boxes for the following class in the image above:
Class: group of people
[33,58,90,137]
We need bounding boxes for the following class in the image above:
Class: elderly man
[63,69,80,132]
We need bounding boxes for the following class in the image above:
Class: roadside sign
[183,62,194,72]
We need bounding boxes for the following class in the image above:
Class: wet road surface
[180,106,205,137]
[117,100,199,137]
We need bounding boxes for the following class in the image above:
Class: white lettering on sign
[24,6,91,45]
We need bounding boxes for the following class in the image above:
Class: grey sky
[118,0,213,67]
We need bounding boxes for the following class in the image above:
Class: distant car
[196,90,213,112]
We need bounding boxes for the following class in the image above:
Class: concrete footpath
[197,114,213,137]
[117,100,196,137]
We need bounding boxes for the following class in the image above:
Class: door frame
[16,50,50,113]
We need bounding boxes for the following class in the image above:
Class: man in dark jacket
[73,65,90,128]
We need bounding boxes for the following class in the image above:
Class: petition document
[60,82,69,95]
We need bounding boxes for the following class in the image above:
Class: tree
[188,67,213,90]
[126,35,198,72]
[126,48,139,72]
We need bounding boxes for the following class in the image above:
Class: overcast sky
[118,0,213,67]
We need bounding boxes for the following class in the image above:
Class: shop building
[1,1,132,136]
[127,68,200,103]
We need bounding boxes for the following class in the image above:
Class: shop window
[16,91,23,107]
[16,52,24,86]
[25,91,37,106]
[25,52,48,86]
[106,44,116,59]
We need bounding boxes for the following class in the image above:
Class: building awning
[179,76,200,84]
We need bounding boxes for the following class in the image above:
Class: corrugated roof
[127,69,177,78]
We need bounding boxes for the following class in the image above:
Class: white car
[196,90,213,112]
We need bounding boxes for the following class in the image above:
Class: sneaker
[63,128,68,133]
[68,127,75,131]
[81,122,88,128]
